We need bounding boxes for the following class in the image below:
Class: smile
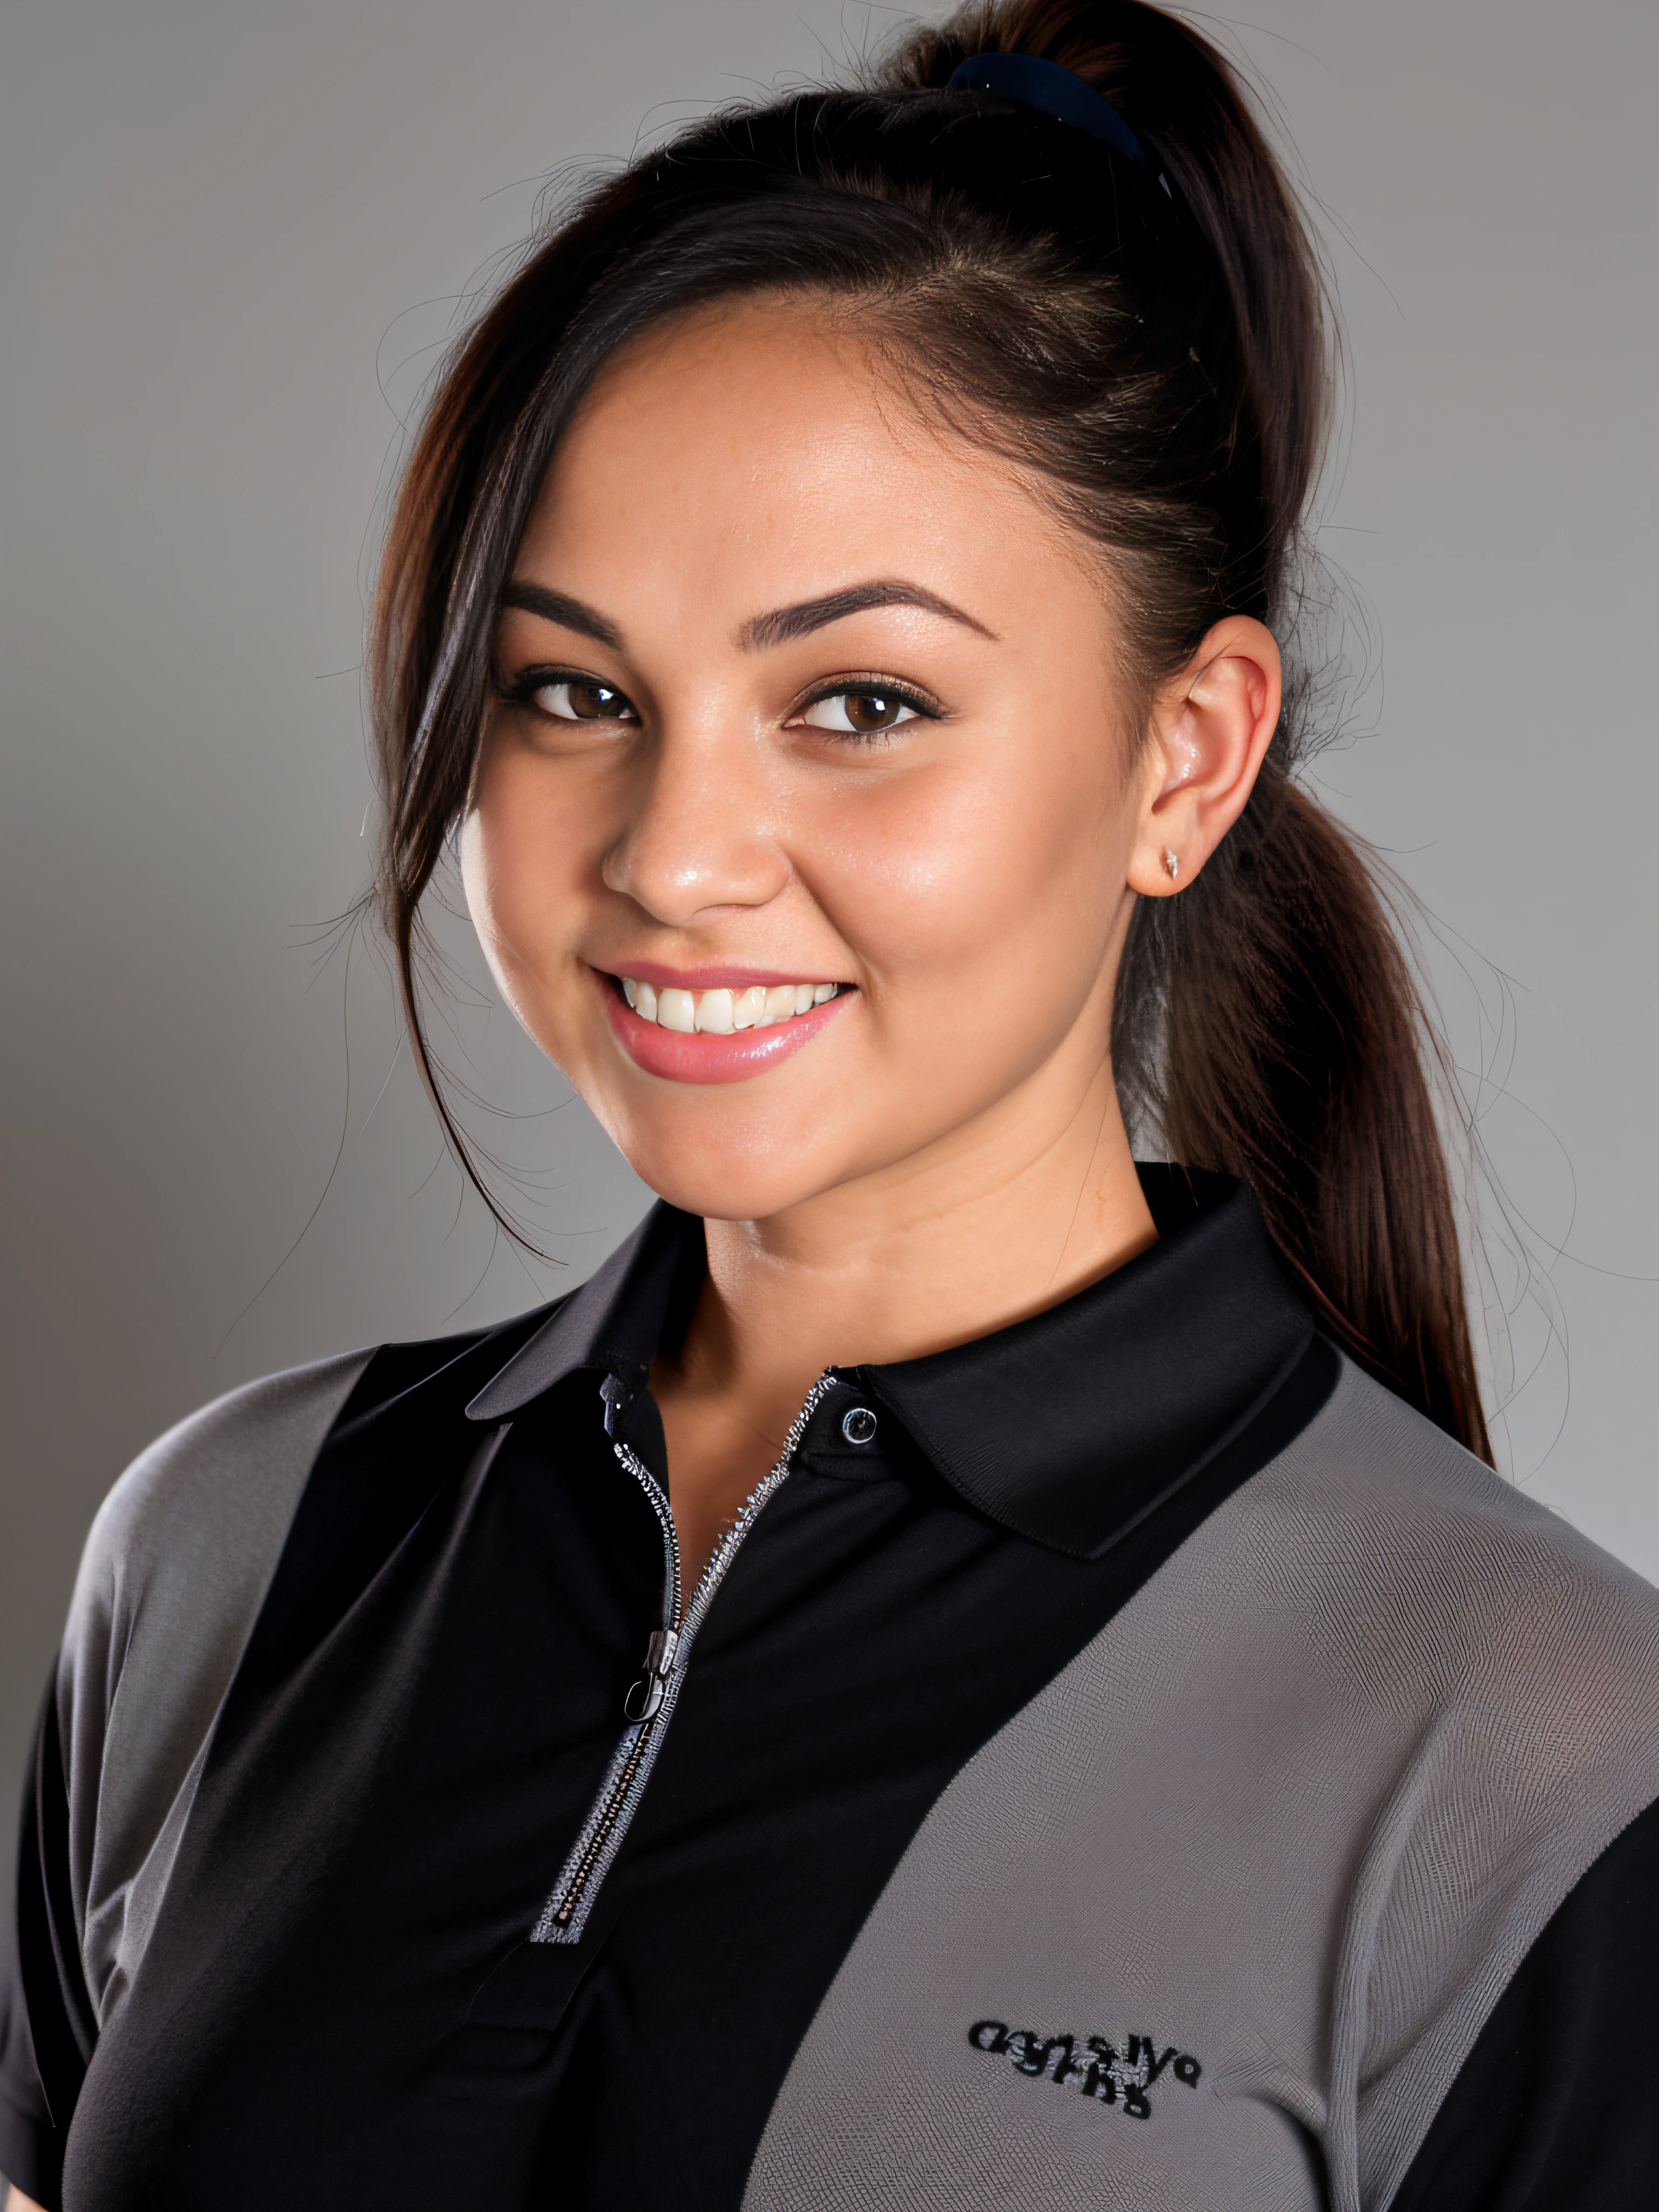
[597,968,852,1085]
[622,977,841,1032]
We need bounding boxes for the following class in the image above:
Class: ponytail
[888,2,1490,1458]
[1115,767,1490,1457]
[372,0,1491,1458]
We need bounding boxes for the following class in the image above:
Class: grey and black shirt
[5,1169,1659,2210]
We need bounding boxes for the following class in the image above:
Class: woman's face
[463,299,1161,1225]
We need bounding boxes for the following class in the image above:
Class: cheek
[458,744,589,1006]
[456,808,502,966]
[808,732,1125,1000]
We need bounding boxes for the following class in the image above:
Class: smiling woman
[5,4,1659,2210]
[457,291,1291,1577]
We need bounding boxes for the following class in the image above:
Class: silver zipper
[530,1370,839,1944]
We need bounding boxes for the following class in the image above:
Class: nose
[600,723,791,927]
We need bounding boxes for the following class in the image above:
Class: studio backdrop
[2,0,1655,1893]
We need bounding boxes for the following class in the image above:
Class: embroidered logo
[968,2020,1202,2120]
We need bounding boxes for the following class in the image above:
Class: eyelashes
[500,669,639,723]
[788,678,940,739]
[499,664,943,743]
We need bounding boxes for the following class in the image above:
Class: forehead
[514,297,1090,627]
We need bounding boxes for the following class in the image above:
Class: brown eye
[797,690,922,735]
[531,678,638,722]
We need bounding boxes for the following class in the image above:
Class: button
[841,1406,878,1445]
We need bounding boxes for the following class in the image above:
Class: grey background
[2,0,1655,1891]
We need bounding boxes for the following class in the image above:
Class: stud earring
[1162,848,1181,882]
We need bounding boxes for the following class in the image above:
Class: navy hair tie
[948,51,1154,176]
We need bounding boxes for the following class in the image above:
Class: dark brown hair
[369,0,1491,1459]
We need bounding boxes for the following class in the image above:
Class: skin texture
[463,296,1280,1580]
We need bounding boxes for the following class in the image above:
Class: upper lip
[592,960,851,990]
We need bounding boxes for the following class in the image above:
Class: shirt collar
[466,1167,1313,1560]
[465,1201,702,1419]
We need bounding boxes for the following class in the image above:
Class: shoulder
[1243,1351,1659,1877]
[54,1314,553,2026]
[58,1350,373,2019]
[73,1350,374,1630]
[1258,1351,1659,1749]
[1242,1352,1659,2203]
[67,1303,560,1651]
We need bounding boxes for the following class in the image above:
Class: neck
[672,1056,1157,1449]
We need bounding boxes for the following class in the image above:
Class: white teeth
[620,976,840,1034]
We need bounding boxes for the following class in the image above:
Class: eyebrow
[497,576,996,657]
[740,581,996,651]
[498,581,624,652]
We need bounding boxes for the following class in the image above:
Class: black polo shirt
[6,1170,1659,2210]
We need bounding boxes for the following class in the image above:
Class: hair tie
[948,51,1168,193]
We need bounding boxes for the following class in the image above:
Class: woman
[5,3,1657,2206]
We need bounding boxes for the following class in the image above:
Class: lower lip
[597,974,853,1084]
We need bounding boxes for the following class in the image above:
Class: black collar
[466,1167,1313,1560]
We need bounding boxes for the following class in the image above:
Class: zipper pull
[622,1626,680,1722]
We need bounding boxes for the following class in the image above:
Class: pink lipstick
[593,967,853,1084]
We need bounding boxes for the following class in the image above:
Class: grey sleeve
[53,1348,371,2031]
[1387,1785,1659,2208]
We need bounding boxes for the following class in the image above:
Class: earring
[1162,848,1181,882]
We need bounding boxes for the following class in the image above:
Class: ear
[1126,616,1281,898]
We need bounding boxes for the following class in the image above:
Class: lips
[623,975,840,1033]
[594,968,853,1084]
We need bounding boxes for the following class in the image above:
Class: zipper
[530,1369,839,1944]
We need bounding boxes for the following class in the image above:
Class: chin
[618,1144,840,1226]
[589,1100,861,1225]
